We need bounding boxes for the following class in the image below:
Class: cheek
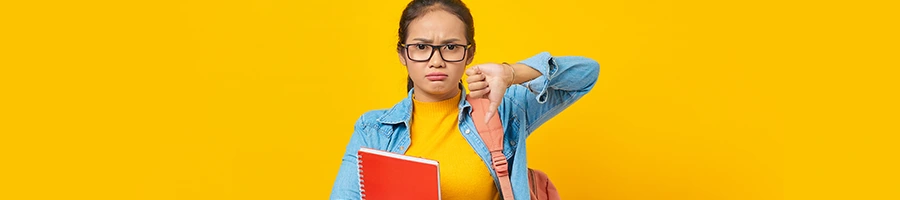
[447,63,468,79]
[406,62,428,75]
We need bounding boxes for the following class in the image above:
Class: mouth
[425,72,448,81]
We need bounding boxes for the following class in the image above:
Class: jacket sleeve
[504,51,600,137]
[329,115,369,200]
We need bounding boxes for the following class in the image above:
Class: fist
[465,63,513,123]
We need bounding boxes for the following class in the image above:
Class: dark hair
[398,0,475,92]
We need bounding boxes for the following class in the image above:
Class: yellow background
[1,0,898,199]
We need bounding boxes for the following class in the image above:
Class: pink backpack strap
[466,96,516,200]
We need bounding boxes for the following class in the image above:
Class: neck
[412,88,461,102]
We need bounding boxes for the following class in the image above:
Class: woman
[330,0,599,199]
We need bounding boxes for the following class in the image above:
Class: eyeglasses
[399,43,473,62]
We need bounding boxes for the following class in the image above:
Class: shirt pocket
[359,124,393,150]
[502,115,521,159]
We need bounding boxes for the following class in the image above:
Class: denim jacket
[330,52,600,200]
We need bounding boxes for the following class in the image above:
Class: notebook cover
[358,147,441,200]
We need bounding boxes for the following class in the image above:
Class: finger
[466,73,485,83]
[465,66,482,76]
[469,89,487,99]
[467,81,488,91]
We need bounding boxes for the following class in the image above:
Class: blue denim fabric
[330,52,600,200]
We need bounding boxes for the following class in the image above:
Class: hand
[465,63,514,123]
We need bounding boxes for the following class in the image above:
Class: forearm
[508,63,542,85]
[516,52,600,94]
[504,52,600,135]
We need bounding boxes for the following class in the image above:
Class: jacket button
[399,146,406,151]
[464,129,471,134]
[510,140,517,146]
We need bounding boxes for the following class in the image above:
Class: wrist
[501,62,515,87]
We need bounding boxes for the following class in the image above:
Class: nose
[428,48,445,68]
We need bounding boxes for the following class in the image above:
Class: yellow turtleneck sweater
[404,92,500,200]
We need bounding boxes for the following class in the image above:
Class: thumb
[484,82,505,123]
[485,101,499,124]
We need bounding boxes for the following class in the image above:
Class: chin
[424,88,451,95]
[423,83,456,95]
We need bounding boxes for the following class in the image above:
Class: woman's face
[400,9,473,100]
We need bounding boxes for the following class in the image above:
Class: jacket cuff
[516,52,557,103]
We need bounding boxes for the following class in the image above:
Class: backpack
[466,96,561,200]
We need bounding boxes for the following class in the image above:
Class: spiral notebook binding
[358,152,366,200]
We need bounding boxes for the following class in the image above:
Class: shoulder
[351,94,413,137]
[353,109,388,129]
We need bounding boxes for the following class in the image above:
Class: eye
[415,44,428,50]
[446,45,457,50]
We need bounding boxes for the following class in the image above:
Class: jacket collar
[376,88,473,126]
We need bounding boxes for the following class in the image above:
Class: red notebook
[357,147,441,200]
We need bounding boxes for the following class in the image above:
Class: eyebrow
[411,38,462,44]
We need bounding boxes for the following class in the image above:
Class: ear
[398,51,410,67]
[464,48,475,66]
